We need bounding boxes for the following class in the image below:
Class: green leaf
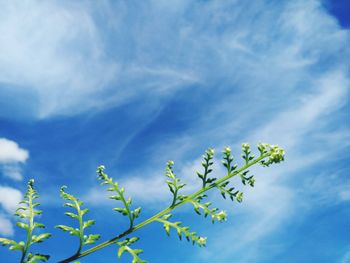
[16,222,29,230]
[113,207,128,215]
[55,225,74,232]
[9,241,25,251]
[64,202,76,209]
[83,220,95,229]
[118,246,126,258]
[109,195,122,201]
[84,234,100,245]
[81,208,89,216]
[34,222,45,229]
[133,207,141,219]
[65,212,79,219]
[0,238,17,247]
[15,211,30,219]
[27,253,50,263]
[32,233,51,243]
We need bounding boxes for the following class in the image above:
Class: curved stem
[116,187,134,229]
[75,200,84,255]
[58,153,269,263]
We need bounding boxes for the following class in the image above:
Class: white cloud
[0,214,14,236]
[0,186,23,214]
[0,138,28,163]
[0,1,118,118]
[0,138,29,181]
[0,186,22,236]
[0,1,199,119]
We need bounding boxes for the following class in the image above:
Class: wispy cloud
[0,0,349,261]
[76,0,349,262]
[0,1,118,119]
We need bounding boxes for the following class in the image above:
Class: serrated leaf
[16,222,29,230]
[32,233,51,243]
[27,253,50,263]
[113,207,128,215]
[34,210,43,215]
[163,214,172,220]
[70,229,80,236]
[9,241,24,251]
[0,238,17,246]
[34,222,45,229]
[133,207,141,219]
[164,223,170,236]
[84,234,100,245]
[133,249,143,255]
[64,202,76,209]
[15,211,30,219]
[109,195,121,201]
[65,212,79,219]
[83,220,95,229]
[128,237,139,244]
[118,246,126,258]
[55,225,74,232]
[81,208,89,216]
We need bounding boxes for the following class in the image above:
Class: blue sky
[0,0,349,262]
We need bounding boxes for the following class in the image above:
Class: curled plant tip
[117,237,147,263]
[0,179,51,263]
[222,147,237,174]
[165,160,186,206]
[55,186,100,254]
[258,144,285,166]
[242,143,254,165]
[156,214,207,247]
[97,165,141,228]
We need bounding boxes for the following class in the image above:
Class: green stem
[115,184,134,229]
[21,190,34,263]
[202,165,208,188]
[75,200,84,255]
[58,153,269,263]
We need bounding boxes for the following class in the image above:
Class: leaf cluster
[55,186,100,255]
[196,148,216,188]
[156,214,206,247]
[0,179,50,263]
[165,160,187,206]
[97,165,141,228]
[117,237,146,263]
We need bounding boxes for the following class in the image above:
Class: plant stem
[21,189,34,263]
[75,200,84,255]
[58,153,269,263]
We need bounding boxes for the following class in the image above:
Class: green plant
[0,143,284,262]
[0,180,51,263]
